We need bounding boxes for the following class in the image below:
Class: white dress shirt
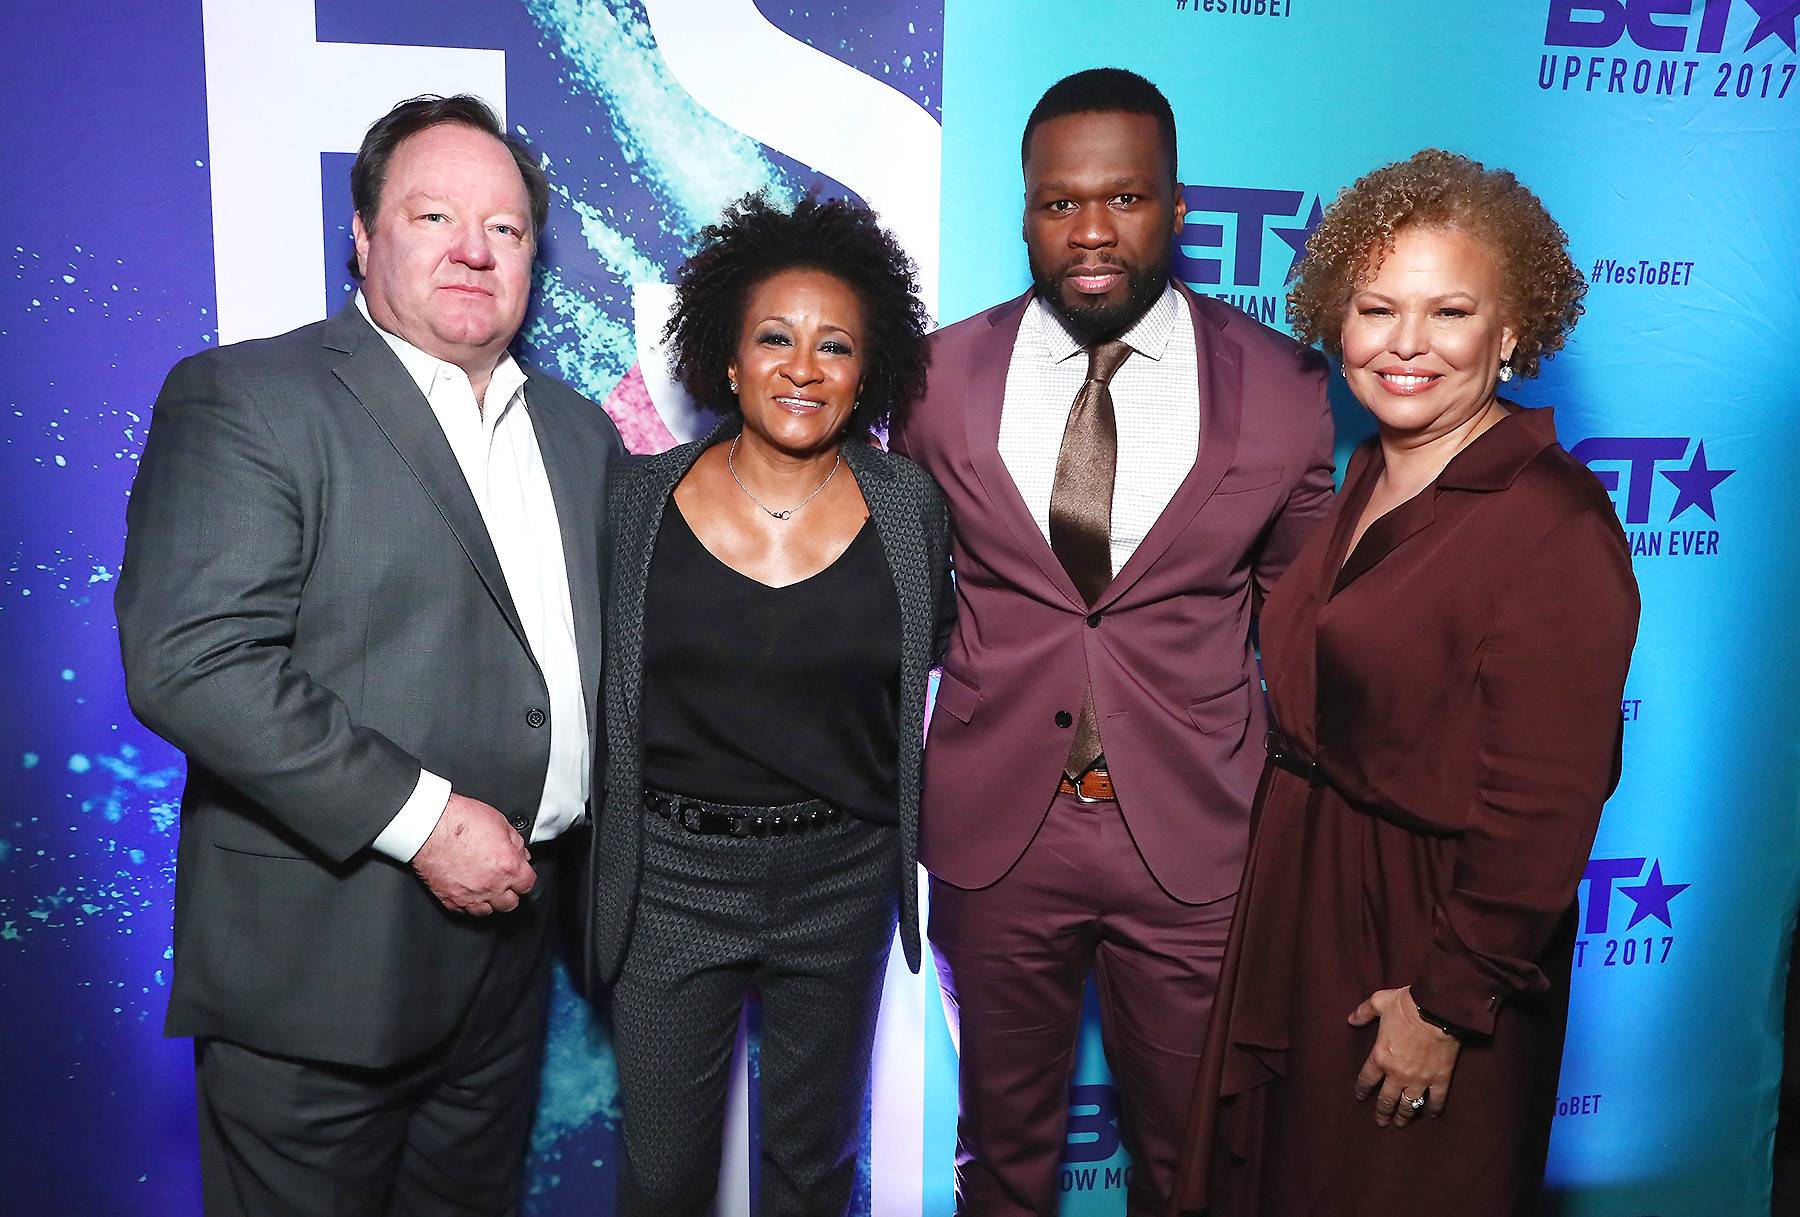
[356,295,590,860]
[996,284,1201,576]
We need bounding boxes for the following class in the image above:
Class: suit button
[525,707,547,729]
[510,814,530,832]
[1086,612,1102,628]
[1055,710,1073,729]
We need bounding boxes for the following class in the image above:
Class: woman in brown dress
[1172,150,1640,1216]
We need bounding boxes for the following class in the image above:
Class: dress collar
[1434,405,1561,491]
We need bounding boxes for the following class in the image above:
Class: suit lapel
[1097,285,1243,609]
[525,373,604,716]
[849,442,928,680]
[324,306,529,651]
[614,430,712,766]
[846,440,928,928]
[963,292,1086,608]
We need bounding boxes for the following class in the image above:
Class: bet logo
[1064,1083,1122,1164]
[1568,436,1734,525]
[1581,857,1689,933]
[1546,0,1800,54]
[1575,857,1689,970]
[1175,186,1322,291]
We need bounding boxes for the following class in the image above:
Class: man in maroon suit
[891,69,1335,1215]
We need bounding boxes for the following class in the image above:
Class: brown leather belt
[1057,767,1117,802]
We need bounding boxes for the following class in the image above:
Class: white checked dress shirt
[357,295,590,859]
[997,283,1201,575]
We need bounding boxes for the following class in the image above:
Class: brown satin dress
[1172,407,1640,1216]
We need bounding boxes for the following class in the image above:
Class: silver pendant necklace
[727,435,842,521]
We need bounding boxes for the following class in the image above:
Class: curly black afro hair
[663,191,930,438]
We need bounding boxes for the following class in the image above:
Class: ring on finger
[1404,1091,1427,1114]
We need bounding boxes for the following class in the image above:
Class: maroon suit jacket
[892,283,1335,903]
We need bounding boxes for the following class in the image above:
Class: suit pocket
[933,669,981,725]
[1213,464,1283,495]
[1186,678,1252,734]
[211,811,312,861]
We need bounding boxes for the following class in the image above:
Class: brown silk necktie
[1049,339,1132,775]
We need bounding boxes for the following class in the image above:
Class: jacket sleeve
[1409,506,1640,1035]
[1251,369,1336,606]
[115,355,421,864]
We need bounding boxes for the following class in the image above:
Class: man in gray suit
[116,95,621,1216]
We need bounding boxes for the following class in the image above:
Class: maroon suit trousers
[929,790,1234,1216]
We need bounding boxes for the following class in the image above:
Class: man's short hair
[1020,68,1179,184]
[347,94,550,280]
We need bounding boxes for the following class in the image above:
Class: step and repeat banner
[3,1,1797,1214]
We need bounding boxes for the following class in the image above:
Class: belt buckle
[1264,729,1318,783]
[1264,728,1294,765]
[1066,771,1105,804]
[676,802,725,833]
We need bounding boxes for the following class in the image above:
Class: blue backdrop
[3,2,1797,1214]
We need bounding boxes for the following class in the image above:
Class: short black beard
[1029,246,1173,346]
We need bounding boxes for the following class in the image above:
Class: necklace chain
[727,435,842,521]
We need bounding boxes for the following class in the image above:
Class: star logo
[1660,442,1735,521]
[1271,197,1324,284]
[1745,0,1800,53]
[1618,860,1690,930]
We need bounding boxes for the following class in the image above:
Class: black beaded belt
[1264,729,1321,784]
[642,788,845,837]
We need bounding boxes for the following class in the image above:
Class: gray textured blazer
[117,301,621,1068]
[585,417,952,985]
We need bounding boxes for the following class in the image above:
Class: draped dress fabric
[1173,407,1640,1216]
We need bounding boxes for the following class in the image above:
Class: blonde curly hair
[1287,149,1586,379]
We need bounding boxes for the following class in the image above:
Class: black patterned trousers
[608,801,898,1217]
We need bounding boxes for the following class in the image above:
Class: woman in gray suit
[587,192,951,1217]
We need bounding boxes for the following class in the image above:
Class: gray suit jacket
[116,301,621,1068]
[585,418,952,986]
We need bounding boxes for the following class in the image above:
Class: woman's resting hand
[1349,985,1461,1128]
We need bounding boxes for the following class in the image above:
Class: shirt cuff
[1410,950,1506,1040]
[370,769,452,863]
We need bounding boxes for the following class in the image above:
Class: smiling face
[1023,110,1185,345]
[727,268,866,458]
[1340,224,1519,442]
[352,122,535,379]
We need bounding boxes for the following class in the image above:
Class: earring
[729,378,738,392]
[1497,362,1514,383]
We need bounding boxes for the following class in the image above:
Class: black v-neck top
[639,506,901,824]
